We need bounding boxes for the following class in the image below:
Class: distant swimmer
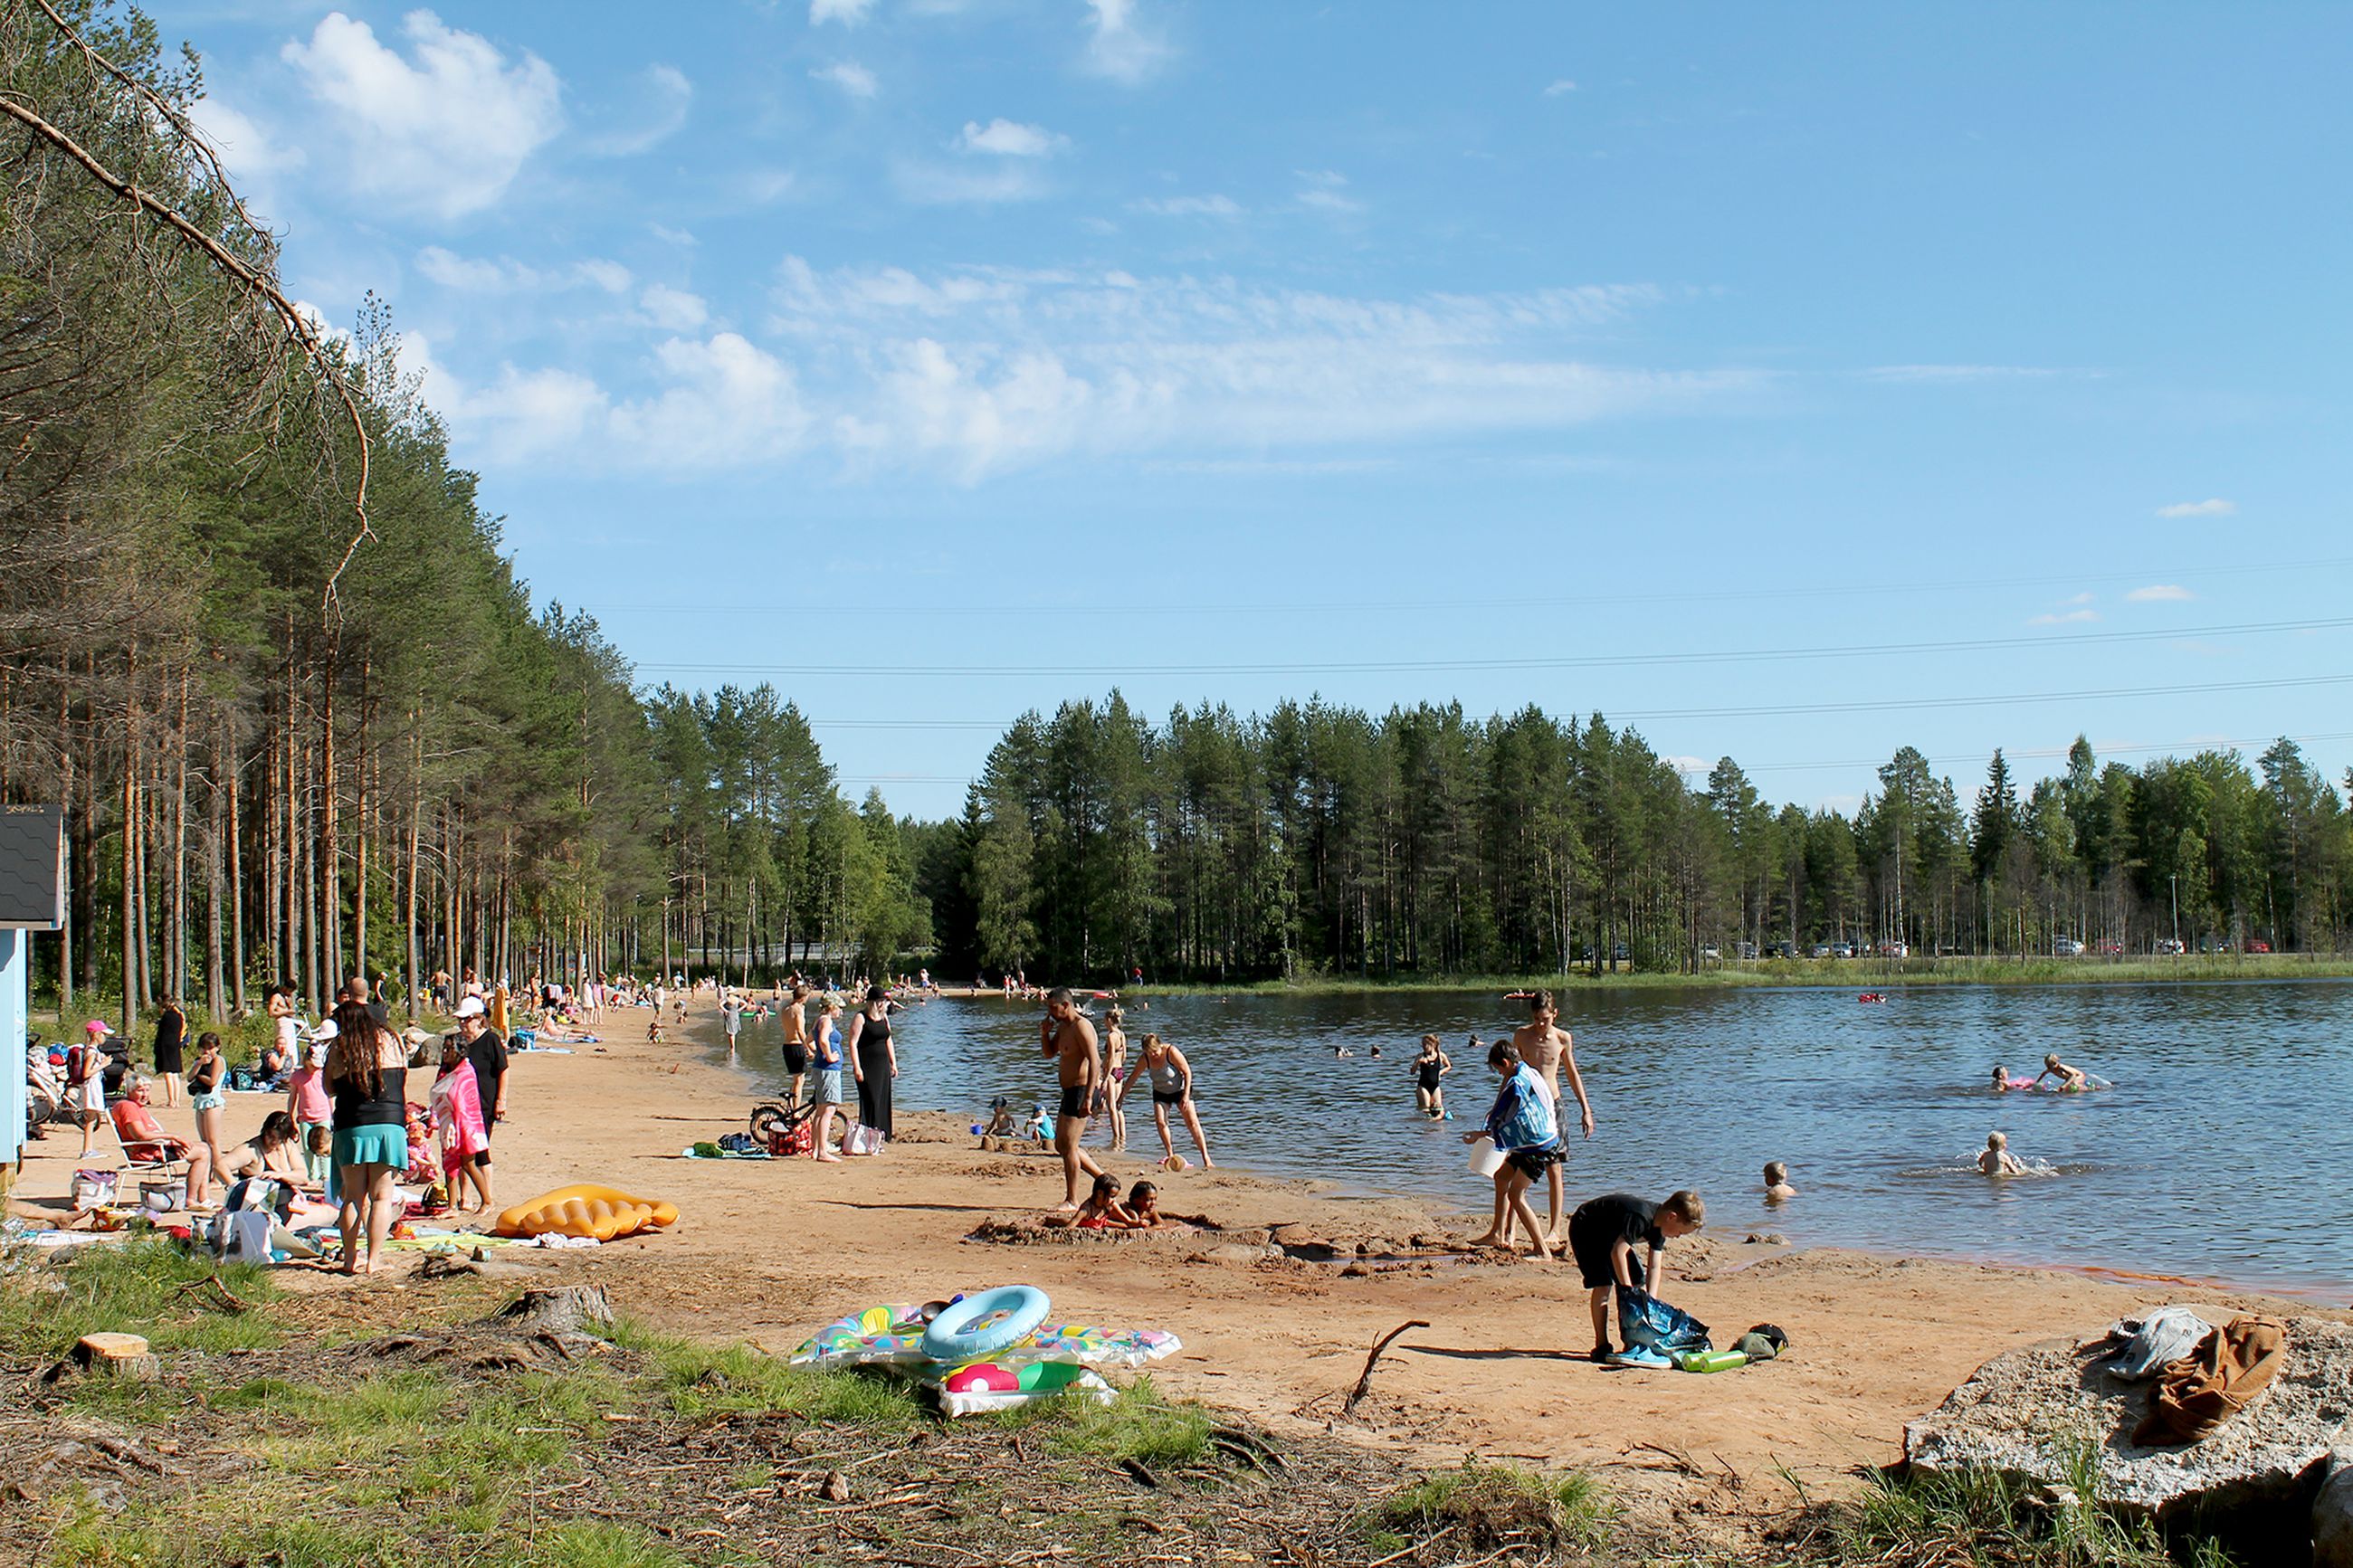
[2034,1053,2090,1092]
[1763,1160,1796,1202]
[1979,1130,2026,1176]
[1333,1045,1353,1059]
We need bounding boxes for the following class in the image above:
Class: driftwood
[1344,1319,1429,1414]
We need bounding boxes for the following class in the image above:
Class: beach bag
[71,1168,119,1211]
[222,1176,296,1223]
[768,1118,814,1157]
[842,1123,885,1156]
[1616,1285,1710,1354]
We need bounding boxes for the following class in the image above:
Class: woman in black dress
[845,984,899,1143]
[152,998,187,1108]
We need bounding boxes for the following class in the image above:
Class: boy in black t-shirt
[1567,1190,1705,1360]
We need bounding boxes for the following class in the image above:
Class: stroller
[748,1096,821,1157]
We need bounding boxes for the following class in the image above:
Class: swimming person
[1567,1190,1705,1361]
[1991,1064,2013,1092]
[1763,1160,1796,1202]
[1043,987,1109,1209]
[1138,1032,1214,1169]
[1411,1034,1453,1117]
[1462,1040,1559,1259]
[1979,1131,2026,1175]
[2034,1053,2090,1091]
[1510,990,1596,1245]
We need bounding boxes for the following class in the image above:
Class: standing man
[779,984,812,1106]
[1510,989,1596,1246]
[452,996,510,1211]
[1041,987,1107,1211]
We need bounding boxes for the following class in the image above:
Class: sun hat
[453,996,486,1020]
[304,1018,339,1044]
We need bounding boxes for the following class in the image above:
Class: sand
[19,994,2345,1531]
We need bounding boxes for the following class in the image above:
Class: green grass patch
[984,1376,1214,1468]
[1367,1461,1608,1557]
[49,1506,691,1568]
[628,1325,924,1427]
[1834,1458,2241,1568]
[0,1239,282,1360]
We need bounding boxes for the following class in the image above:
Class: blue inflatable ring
[919,1286,1052,1362]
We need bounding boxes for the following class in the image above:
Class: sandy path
[24,996,2342,1530]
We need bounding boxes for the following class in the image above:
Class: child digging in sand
[1462,1040,1562,1259]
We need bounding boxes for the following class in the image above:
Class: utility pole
[2169,872,2179,952]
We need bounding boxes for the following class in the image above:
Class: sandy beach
[17,995,2346,1539]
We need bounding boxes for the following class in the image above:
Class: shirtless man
[1510,989,1596,1245]
[1041,987,1108,1210]
[779,984,812,1106]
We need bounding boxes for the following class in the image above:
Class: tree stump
[478,1286,615,1338]
[73,1334,158,1382]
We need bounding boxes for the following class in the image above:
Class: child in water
[1763,1161,1796,1202]
[1991,1064,2012,1092]
[1410,1034,1453,1118]
[2034,1053,2089,1091]
[1979,1131,2026,1175]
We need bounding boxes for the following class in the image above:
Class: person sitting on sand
[978,1097,1019,1148]
[1410,1034,1453,1118]
[1138,1033,1214,1170]
[1568,1190,1705,1361]
[2034,1053,2089,1091]
[1763,1161,1796,1202]
[1073,1173,1139,1230]
[217,1111,310,1186]
[1979,1131,2026,1175]
[1462,1041,1560,1260]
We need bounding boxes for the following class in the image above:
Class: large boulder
[2316,1450,2353,1568]
[1904,1311,2353,1535]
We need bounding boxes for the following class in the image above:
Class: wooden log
[73,1333,158,1381]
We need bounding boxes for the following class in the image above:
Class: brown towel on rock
[2131,1316,2286,1447]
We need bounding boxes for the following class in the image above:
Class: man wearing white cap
[452,997,510,1208]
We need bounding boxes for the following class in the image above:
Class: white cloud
[1083,0,1169,85]
[1129,193,1242,219]
[2028,608,2101,626]
[2127,584,2196,603]
[810,0,874,24]
[893,161,1050,204]
[2157,498,2234,518]
[588,63,692,157]
[956,119,1067,157]
[281,10,564,220]
[188,97,304,216]
[1544,79,1577,96]
[640,283,710,331]
[414,246,634,294]
[810,61,878,98]
[1864,364,2069,383]
[649,224,699,247]
[1295,168,1363,214]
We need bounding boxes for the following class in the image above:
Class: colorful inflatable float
[792,1289,1181,1416]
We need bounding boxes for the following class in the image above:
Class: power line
[635,613,2353,680]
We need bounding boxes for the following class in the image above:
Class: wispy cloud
[1295,168,1363,214]
[2157,498,2234,518]
[1543,79,1577,97]
[414,246,633,294]
[954,119,1067,157]
[281,11,564,220]
[587,63,692,157]
[2127,584,2196,603]
[640,283,710,332]
[892,161,1051,204]
[1129,193,1242,219]
[1082,0,1170,85]
[810,0,875,24]
[1863,364,2074,384]
[810,61,878,98]
[2028,607,2101,626]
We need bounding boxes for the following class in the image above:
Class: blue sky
[167,1,2353,819]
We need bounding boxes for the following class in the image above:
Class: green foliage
[1366,1460,1608,1555]
[626,1326,924,1426]
[984,1376,1213,1468]
[0,1240,281,1359]
[1832,1450,2241,1568]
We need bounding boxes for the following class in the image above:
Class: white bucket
[1465,1136,1506,1178]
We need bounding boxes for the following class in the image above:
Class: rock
[1744,1232,1788,1246]
[1338,1263,1371,1278]
[819,1469,852,1503]
[2316,1450,2353,1568]
[1904,1313,2353,1537]
[1197,1243,1274,1267]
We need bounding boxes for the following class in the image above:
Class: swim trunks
[782,1041,809,1075]
[1058,1084,1090,1121]
[1506,1145,1562,1181]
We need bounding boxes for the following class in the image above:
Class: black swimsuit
[1415,1059,1443,1090]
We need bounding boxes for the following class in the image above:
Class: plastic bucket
[1465,1136,1507,1178]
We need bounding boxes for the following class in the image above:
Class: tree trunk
[228,717,245,1015]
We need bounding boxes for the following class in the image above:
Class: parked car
[2155,937,2186,955]
[2052,937,2086,956]
[2095,940,2123,955]
[1831,940,1856,959]
[1809,944,1832,959]
[1735,941,1758,960]
[1699,945,1720,962]
[1874,940,1910,958]
[2248,939,2272,955]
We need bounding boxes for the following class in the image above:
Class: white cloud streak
[1544,79,1577,96]
[2127,584,2196,603]
[281,10,564,220]
[955,119,1067,157]
[1083,0,1169,84]
[588,63,692,157]
[2028,608,2101,626]
[1129,193,1243,219]
[810,0,875,24]
[810,61,878,98]
[2157,498,2235,518]
[414,246,634,294]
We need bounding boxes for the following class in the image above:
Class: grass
[1362,1460,1610,1559]
[622,1322,926,1427]
[0,1238,282,1360]
[983,1375,1215,1468]
[1828,1449,2243,1568]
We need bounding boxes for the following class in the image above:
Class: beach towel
[2132,1316,2285,1447]
[430,1060,490,1179]
[1616,1284,1710,1355]
[2106,1307,2213,1381]
[1483,1065,1559,1153]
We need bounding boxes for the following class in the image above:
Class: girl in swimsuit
[1410,1033,1453,1118]
[1137,1034,1214,1169]
[1100,1007,1129,1152]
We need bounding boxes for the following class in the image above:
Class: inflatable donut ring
[919,1285,1051,1362]
[493,1183,680,1242]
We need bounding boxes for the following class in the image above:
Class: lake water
[719,982,2353,1299]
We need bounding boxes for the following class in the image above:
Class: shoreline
[15,993,2347,1519]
